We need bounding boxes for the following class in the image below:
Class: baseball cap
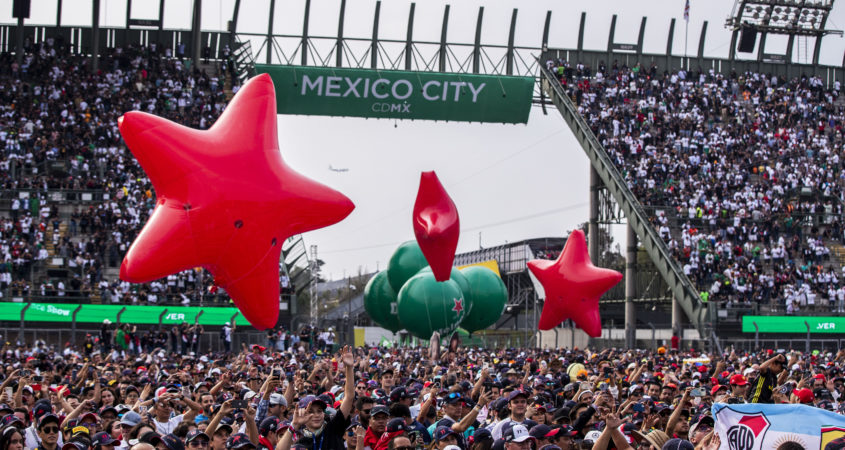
[504,424,535,443]
[226,433,256,449]
[259,417,280,434]
[529,424,552,440]
[390,387,410,403]
[139,431,163,446]
[120,411,142,427]
[688,415,714,438]
[37,414,60,430]
[33,401,53,420]
[710,385,728,396]
[370,405,389,417]
[385,418,407,433]
[62,441,89,450]
[507,390,529,402]
[442,392,464,404]
[662,438,695,450]
[92,432,118,447]
[186,430,210,443]
[434,426,459,442]
[794,388,814,404]
[297,395,327,410]
[729,374,748,386]
[161,434,185,450]
[583,430,602,443]
[268,393,287,407]
[472,428,492,443]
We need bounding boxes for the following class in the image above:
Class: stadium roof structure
[725,0,842,63]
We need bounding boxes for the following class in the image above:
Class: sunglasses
[40,427,59,434]
[361,409,372,414]
[189,441,209,447]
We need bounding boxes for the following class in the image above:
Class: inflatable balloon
[387,241,429,292]
[459,266,507,333]
[397,272,466,339]
[526,229,622,337]
[118,73,355,330]
[363,271,403,333]
[416,266,471,303]
[413,171,460,282]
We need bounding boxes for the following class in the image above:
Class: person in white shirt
[151,392,203,435]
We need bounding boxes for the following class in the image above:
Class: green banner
[0,303,250,326]
[742,315,845,333]
[255,65,535,124]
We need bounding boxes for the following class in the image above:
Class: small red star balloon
[412,171,460,282]
[527,229,622,337]
[118,73,355,330]
[452,298,463,313]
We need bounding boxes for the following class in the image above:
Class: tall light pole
[309,245,318,326]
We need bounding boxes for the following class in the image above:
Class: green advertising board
[254,65,535,124]
[0,303,250,326]
[742,315,845,333]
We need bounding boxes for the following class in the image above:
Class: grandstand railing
[539,64,709,337]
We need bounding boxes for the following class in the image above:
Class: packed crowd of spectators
[3,338,845,450]
[548,58,845,311]
[0,37,242,304]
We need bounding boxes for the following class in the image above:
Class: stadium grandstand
[2,0,845,353]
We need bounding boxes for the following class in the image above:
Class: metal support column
[606,14,617,65]
[15,14,24,64]
[472,7,483,74]
[625,223,637,349]
[438,5,449,72]
[266,0,276,64]
[577,12,586,65]
[589,166,600,262]
[19,304,30,343]
[371,1,381,69]
[636,17,647,59]
[335,0,345,67]
[697,22,708,69]
[300,0,310,66]
[191,0,202,67]
[666,18,676,70]
[92,0,101,71]
[404,3,415,71]
[505,9,517,75]
[672,296,683,345]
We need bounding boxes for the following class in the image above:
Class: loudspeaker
[12,0,31,19]
[738,26,757,53]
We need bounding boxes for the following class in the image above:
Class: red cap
[711,385,728,396]
[794,388,814,404]
[729,374,748,386]
[721,371,731,378]
[665,383,678,390]
[814,374,826,381]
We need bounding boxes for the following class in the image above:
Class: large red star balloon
[412,171,459,282]
[527,229,622,337]
[118,73,354,330]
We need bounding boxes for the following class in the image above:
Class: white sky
[3,0,845,280]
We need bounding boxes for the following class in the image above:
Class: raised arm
[339,346,356,418]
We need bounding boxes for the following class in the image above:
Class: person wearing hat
[433,426,460,449]
[254,370,287,426]
[257,417,279,450]
[729,374,749,400]
[748,353,787,403]
[687,415,714,446]
[34,415,62,450]
[225,433,255,450]
[91,432,118,450]
[490,391,536,441]
[544,425,577,450]
[503,424,535,450]
[363,405,390,449]
[528,424,552,448]
[375,418,408,449]
[185,430,210,450]
[277,346,357,450]
[26,401,55,449]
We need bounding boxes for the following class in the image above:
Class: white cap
[584,430,602,442]
[506,425,534,443]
